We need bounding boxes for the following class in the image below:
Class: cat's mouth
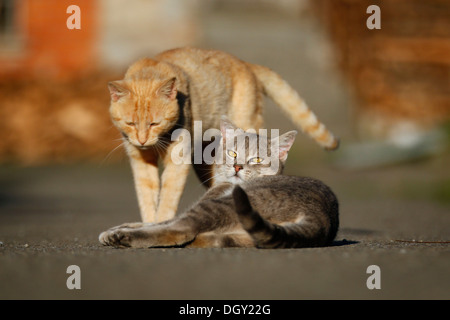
[230,176,242,183]
[133,140,158,150]
[229,172,244,183]
[136,145,152,150]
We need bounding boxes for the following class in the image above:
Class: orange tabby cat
[108,47,338,223]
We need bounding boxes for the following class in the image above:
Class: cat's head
[213,117,297,185]
[108,60,179,149]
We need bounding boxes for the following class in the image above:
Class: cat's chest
[210,184,239,202]
[220,188,234,198]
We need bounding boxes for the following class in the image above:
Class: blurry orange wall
[0,0,98,79]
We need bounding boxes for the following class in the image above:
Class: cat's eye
[249,157,263,164]
[125,121,136,126]
[148,122,160,128]
[227,150,237,158]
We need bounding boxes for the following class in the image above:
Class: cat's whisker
[153,140,168,158]
[157,137,171,146]
[199,171,225,187]
[156,141,170,149]
[197,168,214,179]
[110,137,125,143]
[100,141,126,166]
[157,139,169,148]
[152,143,162,158]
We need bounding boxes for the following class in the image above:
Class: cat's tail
[249,63,339,150]
[232,185,331,248]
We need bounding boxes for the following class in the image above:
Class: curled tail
[249,63,339,150]
[232,186,333,248]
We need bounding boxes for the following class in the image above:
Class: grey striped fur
[99,121,339,248]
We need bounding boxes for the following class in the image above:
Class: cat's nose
[234,165,243,173]
[138,137,148,146]
[137,132,148,146]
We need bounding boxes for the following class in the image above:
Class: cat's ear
[158,77,177,100]
[274,130,297,162]
[220,116,238,141]
[108,81,129,102]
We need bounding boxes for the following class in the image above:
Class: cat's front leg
[99,224,195,248]
[99,224,154,248]
[99,221,156,246]
[106,222,146,231]
[99,226,135,247]
[156,158,190,222]
[127,145,160,223]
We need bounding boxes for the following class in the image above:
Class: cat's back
[243,175,336,200]
[156,47,248,127]
[241,175,339,222]
[156,47,241,71]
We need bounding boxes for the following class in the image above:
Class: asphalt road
[0,5,449,300]
[0,153,448,300]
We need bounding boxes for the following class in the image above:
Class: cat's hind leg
[228,68,264,131]
[187,231,254,248]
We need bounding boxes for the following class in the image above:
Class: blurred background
[0,0,449,299]
[0,0,448,165]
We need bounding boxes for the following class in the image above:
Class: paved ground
[0,6,449,300]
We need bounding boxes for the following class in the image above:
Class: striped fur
[99,176,339,249]
[233,183,338,248]
[99,122,339,249]
[108,47,338,224]
[249,63,339,150]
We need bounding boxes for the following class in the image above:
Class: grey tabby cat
[99,119,339,248]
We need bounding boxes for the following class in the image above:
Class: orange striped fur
[249,63,339,150]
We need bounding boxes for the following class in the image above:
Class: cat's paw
[99,226,196,248]
[99,222,154,247]
[99,229,135,248]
